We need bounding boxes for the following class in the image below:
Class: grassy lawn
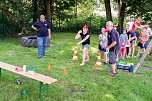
[0,32,152,101]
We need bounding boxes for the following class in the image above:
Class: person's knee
[38,42,43,47]
[82,50,86,55]
[37,40,43,46]
[104,52,107,56]
[83,48,87,52]
[111,63,116,67]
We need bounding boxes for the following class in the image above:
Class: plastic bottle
[23,65,26,72]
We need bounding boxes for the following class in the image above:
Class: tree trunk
[33,0,38,23]
[75,0,77,17]
[118,2,126,33]
[118,0,120,16]
[46,0,51,23]
[42,0,47,15]
[2,8,31,34]
[104,0,112,21]
[50,0,53,23]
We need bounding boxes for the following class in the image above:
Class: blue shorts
[130,31,137,45]
[131,31,136,37]
[82,44,89,49]
[98,44,106,52]
[138,42,146,49]
[130,40,136,45]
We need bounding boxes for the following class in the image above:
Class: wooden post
[133,40,152,74]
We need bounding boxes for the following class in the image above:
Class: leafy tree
[116,0,152,33]
[0,0,32,34]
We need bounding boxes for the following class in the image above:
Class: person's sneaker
[102,62,108,65]
[38,56,42,59]
[108,71,117,76]
[136,54,140,57]
[42,54,47,57]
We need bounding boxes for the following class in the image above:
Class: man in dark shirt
[32,15,51,59]
[106,21,120,76]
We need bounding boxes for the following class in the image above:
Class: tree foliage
[1,0,152,36]
[114,0,152,33]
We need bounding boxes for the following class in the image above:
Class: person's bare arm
[77,35,90,45]
[107,41,117,50]
[31,25,37,31]
[143,34,149,42]
[75,30,82,39]
[135,24,144,29]
[48,29,51,38]
[125,36,128,45]
[98,35,102,42]
[129,37,136,42]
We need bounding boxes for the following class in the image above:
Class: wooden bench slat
[0,61,57,84]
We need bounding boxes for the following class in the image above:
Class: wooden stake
[133,40,152,74]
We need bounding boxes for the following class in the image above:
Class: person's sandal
[108,71,117,76]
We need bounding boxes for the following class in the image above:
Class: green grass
[0,32,152,101]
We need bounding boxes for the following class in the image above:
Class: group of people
[31,15,151,76]
[75,18,152,76]
[75,21,119,76]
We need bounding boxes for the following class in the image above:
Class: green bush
[1,10,108,37]
[0,11,21,38]
[64,16,106,34]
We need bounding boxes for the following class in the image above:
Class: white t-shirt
[99,34,108,48]
[127,21,134,30]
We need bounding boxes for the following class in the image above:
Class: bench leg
[46,84,48,96]
[39,82,43,101]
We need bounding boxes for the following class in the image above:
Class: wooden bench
[0,61,57,101]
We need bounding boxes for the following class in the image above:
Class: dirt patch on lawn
[68,86,85,93]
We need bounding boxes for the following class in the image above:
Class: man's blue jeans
[37,36,48,57]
